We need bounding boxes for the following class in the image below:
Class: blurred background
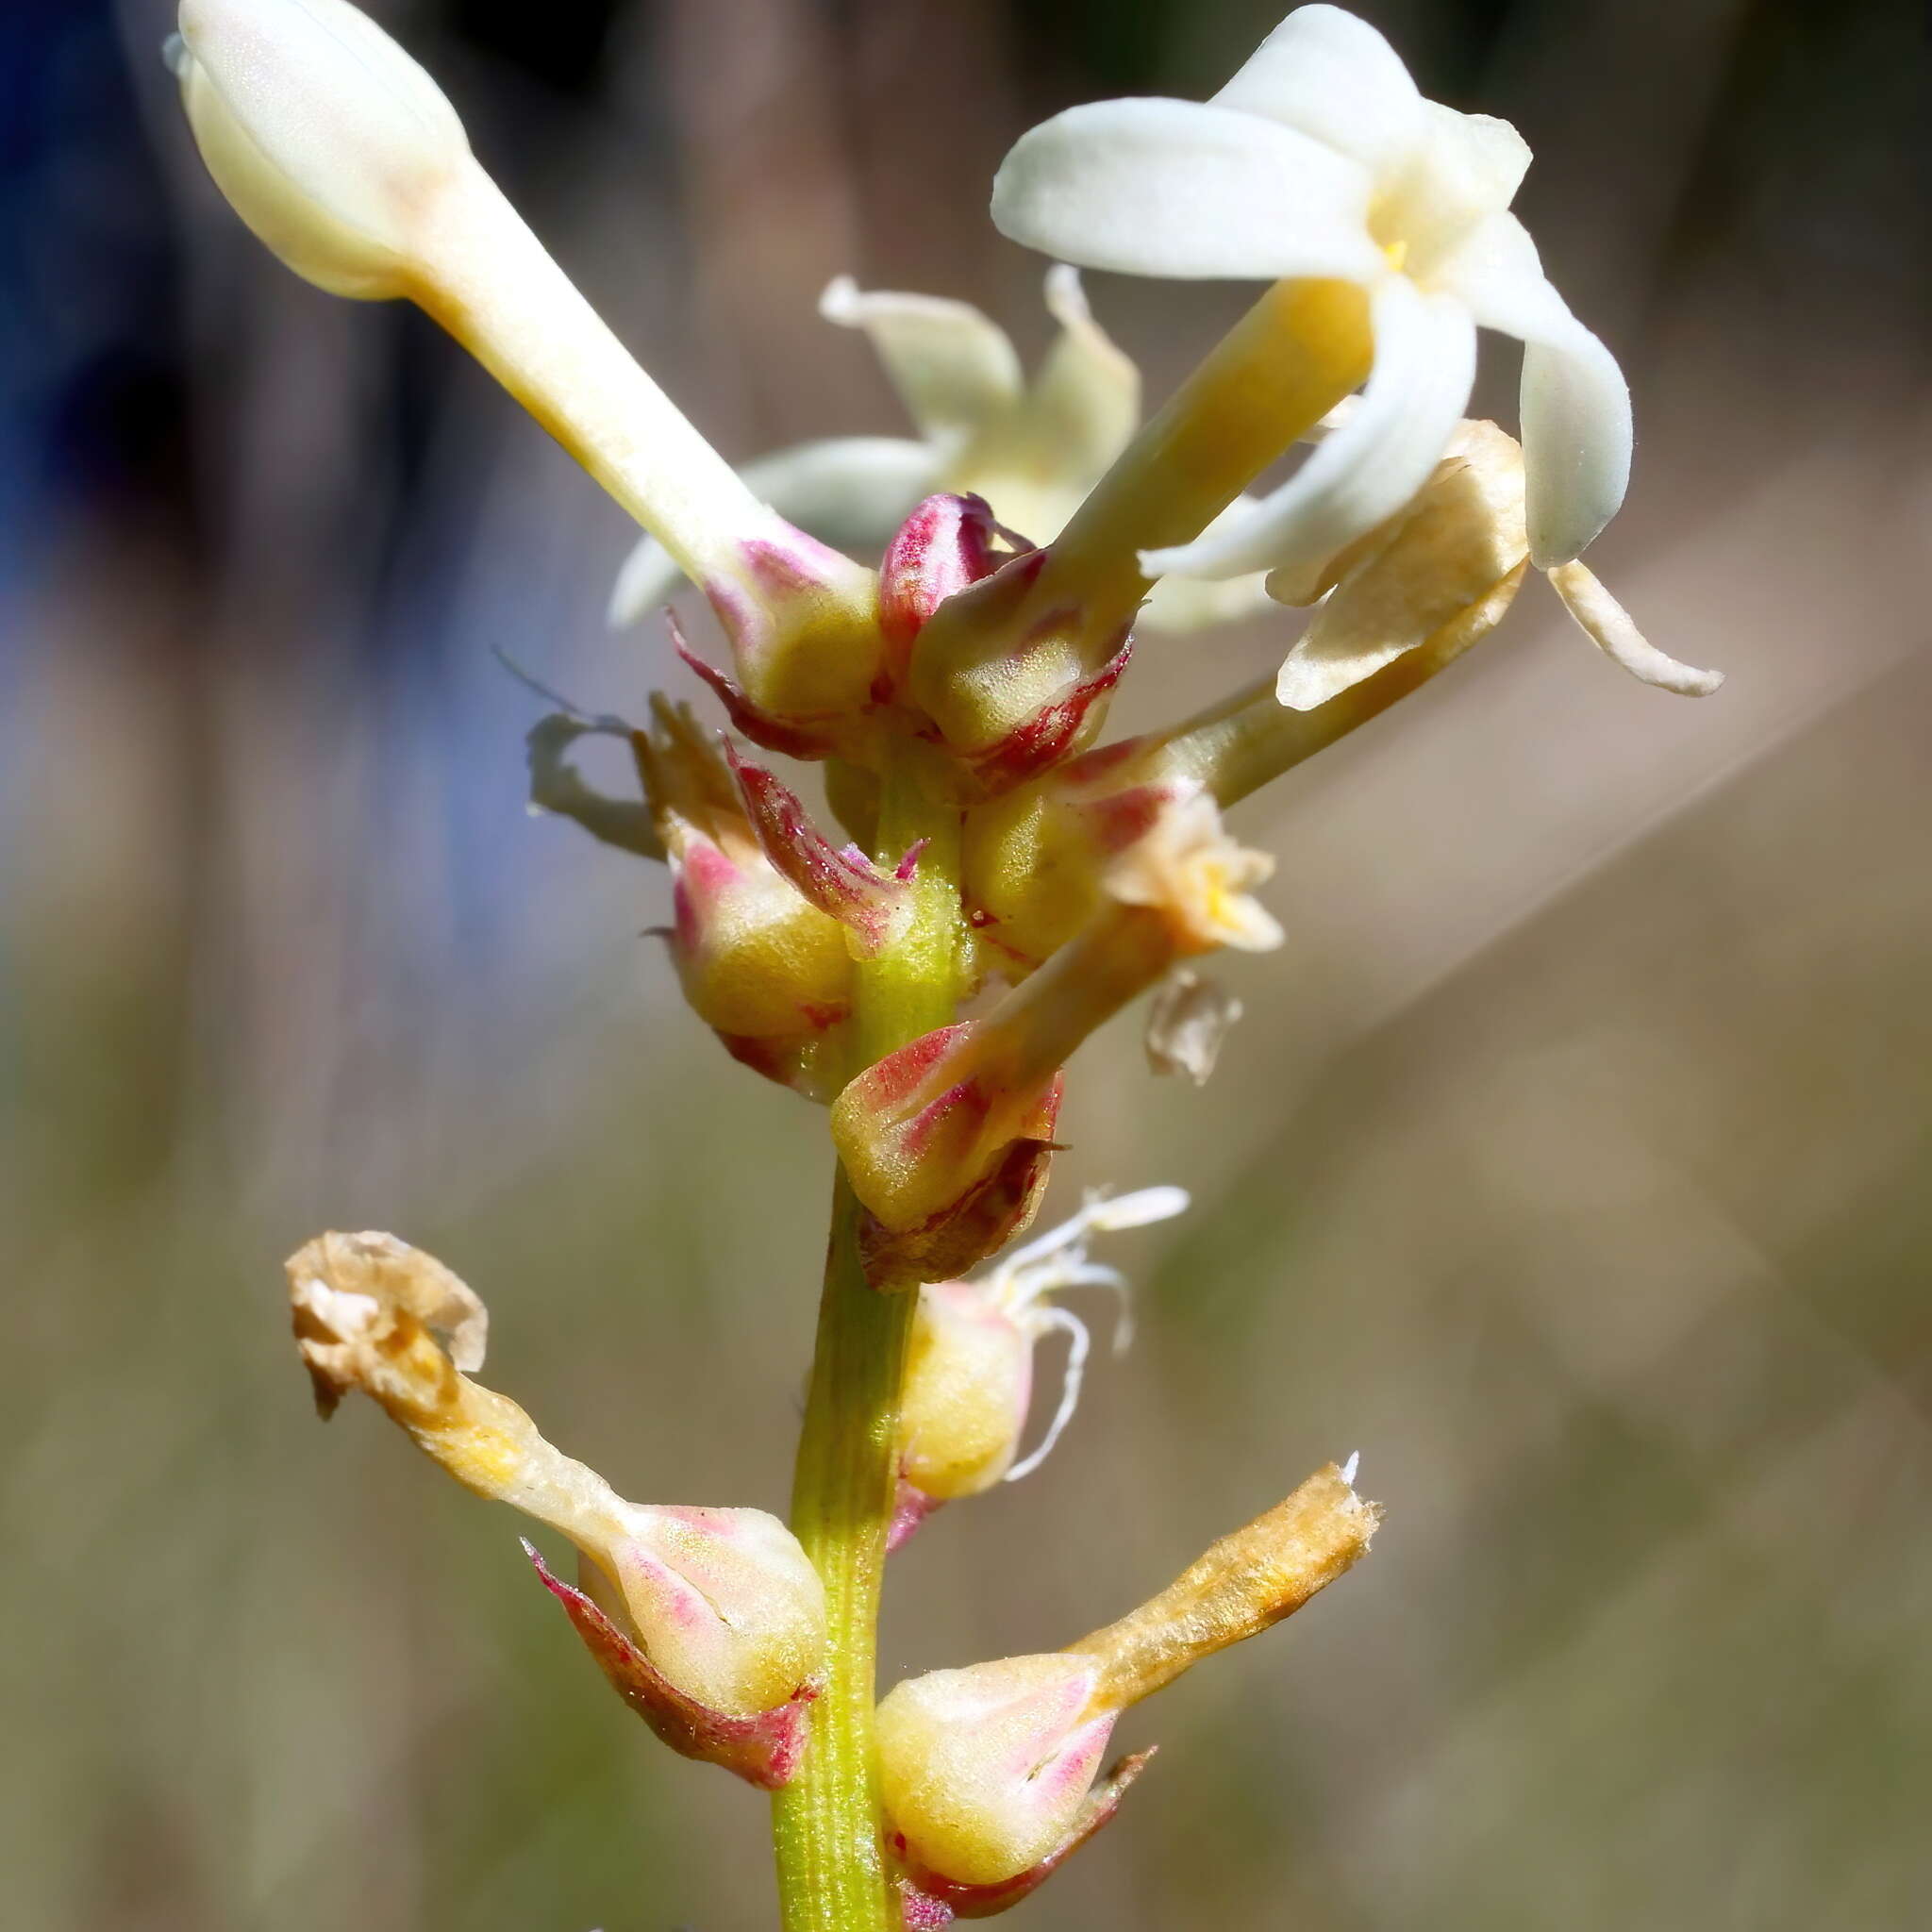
[4,0,1927,1925]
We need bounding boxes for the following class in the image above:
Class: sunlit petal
[1211,5,1424,178]
[991,97,1380,282]
[819,277,1023,459]
[1142,275,1474,582]
[1520,323,1633,568]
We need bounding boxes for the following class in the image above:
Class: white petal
[1430,212,1632,567]
[948,267,1141,534]
[1429,211,1569,339]
[1546,562,1723,696]
[819,277,1022,458]
[1388,105,1533,275]
[608,436,936,625]
[991,97,1380,283]
[1520,324,1633,568]
[1212,5,1424,179]
[1025,264,1141,489]
[1142,275,1475,582]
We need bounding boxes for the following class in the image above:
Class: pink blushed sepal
[967,632,1134,794]
[523,1541,819,1790]
[887,1477,947,1554]
[695,526,885,751]
[724,741,918,957]
[892,1748,1157,1922]
[857,1118,1061,1291]
[833,1021,1065,1287]
[668,613,847,763]
[880,493,1023,683]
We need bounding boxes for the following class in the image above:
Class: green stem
[772,747,964,1932]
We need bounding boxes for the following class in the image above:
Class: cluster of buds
[174,0,1726,1920]
[287,1232,826,1787]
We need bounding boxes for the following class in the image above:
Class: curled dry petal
[1144,969,1244,1085]
[285,1230,828,1769]
[1547,560,1724,696]
[523,712,663,861]
[289,1229,487,1413]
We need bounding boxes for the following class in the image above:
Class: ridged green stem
[772,746,965,1932]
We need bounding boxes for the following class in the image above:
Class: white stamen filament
[1004,1306,1091,1483]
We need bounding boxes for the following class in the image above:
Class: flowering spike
[523,1541,817,1790]
[876,1462,1375,1896]
[285,1233,827,1776]
[724,742,916,957]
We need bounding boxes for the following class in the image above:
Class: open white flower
[990,4,1632,593]
[609,269,1273,636]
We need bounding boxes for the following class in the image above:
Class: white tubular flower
[609,267,1273,635]
[171,0,880,728]
[991,4,1632,589]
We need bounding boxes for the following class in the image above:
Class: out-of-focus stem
[772,747,965,1932]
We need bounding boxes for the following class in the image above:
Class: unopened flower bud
[892,1188,1183,1544]
[168,0,470,300]
[836,794,1274,1272]
[878,493,1017,687]
[637,699,852,1098]
[907,552,1134,791]
[879,1461,1377,1900]
[287,1232,824,1783]
[960,736,1197,971]
[880,1653,1119,1891]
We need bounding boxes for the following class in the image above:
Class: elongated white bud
[170,0,882,726]
[170,0,469,299]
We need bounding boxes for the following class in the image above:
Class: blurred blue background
[3,2,1927,1926]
